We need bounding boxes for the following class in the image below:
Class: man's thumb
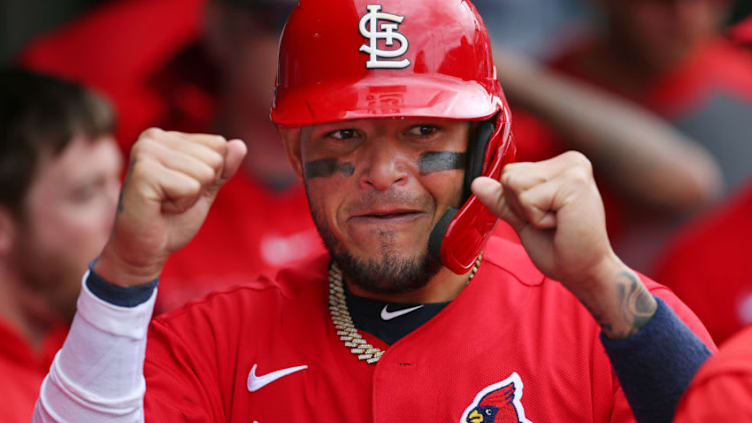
[221,139,247,181]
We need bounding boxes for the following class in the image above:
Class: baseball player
[33,1,714,422]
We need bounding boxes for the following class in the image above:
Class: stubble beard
[306,188,441,295]
[11,231,82,322]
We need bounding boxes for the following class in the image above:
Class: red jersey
[653,181,752,344]
[0,320,67,423]
[674,325,752,422]
[143,236,713,422]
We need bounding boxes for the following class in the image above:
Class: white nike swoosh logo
[247,364,308,392]
[380,304,424,321]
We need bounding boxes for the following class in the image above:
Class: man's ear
[0,206,17,257]
[278,127,304,179]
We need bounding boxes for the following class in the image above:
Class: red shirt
[653,181,752,344]
[674,325,752,422]
[0,320,67,423]
[143,236,714,422]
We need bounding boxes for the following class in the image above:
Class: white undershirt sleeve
[32,271,156,423]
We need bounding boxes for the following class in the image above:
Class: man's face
[12,135,122,320]
[605,0,725,70]
[205,3,288,116]
[284,118,470,294]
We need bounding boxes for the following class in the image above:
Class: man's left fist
[472,151,619,296]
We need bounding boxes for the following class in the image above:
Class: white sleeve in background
[32,271,156,423]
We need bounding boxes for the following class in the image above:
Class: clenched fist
[472,151,656,339]
[95,129,247,287]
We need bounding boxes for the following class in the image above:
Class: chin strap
[428,117,497,270]
[426,110,515,274]
[428,207,458,263]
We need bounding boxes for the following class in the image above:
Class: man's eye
[407,125,439,137]
[326,129,358,140]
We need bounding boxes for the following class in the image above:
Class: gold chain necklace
[328,253,483,364]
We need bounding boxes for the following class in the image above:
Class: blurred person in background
[0,68,121,423]
[649,16,752,346]
[20,0,324,312]
[652,182,752,344]
[472,0,593,59]
[441,0,725,245]
[500,0,752,271]
[490,47,723,245]
[551,0,752,192]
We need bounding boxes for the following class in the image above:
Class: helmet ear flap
[462,118,496,202]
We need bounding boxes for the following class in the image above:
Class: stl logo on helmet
[358,5,411,69]
[460,373,533,423]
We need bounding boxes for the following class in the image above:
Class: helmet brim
[271,74,502,128]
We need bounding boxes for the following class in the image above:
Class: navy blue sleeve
[85,259,159,307]
[600,296,712,423]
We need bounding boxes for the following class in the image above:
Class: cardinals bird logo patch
[460,373,533,423]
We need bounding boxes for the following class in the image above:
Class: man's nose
[358,142,409,191]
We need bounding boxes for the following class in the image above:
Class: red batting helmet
[271,0,515,274]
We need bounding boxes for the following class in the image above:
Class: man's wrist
[573,254,658,340]
[87,259,159,308]
[94,244,165,288]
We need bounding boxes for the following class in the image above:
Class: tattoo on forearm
[418,151,466,175]
[616,271,656,337]
[304,158,355,179]
[586,270,657,339]
[117,160,135,213]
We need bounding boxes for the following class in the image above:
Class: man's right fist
[95,129,247,287]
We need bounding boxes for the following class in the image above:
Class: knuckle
[204,151,224,171]
[565,150,592,170]
[518,189,535,207]
[197,134,227,152]
[209,134,227,147]
[132,137,161,160]
[129,160,152,183]
[500,168,518,188]
[140,127,163,140]
[565,167,591,185]
[197,164,216,185]
[186,177,202,195]
[129,142,143,158]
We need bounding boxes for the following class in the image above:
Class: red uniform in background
[143,237,715,422]
[650,21,752,344]
[19,0,208,153]
[668,21,752,421]
[510,36,752,270]
[20,0,324,312]
[0,321,66,423]
[652,182,752,344]
[674,325,752,421]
